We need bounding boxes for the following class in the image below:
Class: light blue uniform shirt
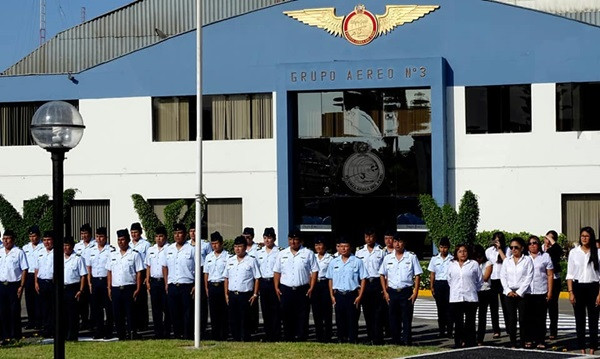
[224,254,261,292]
[23,242,44,271]
[0,246,28,282]
[204,250,229,282]
[85,245,115,278]
[379,251,423,290]
[273,246,319,287]
[145,243,169,279]
[35,249,54,280]
[256,246,280,279]
[190,240,213,266]
[64,253,87,285]
[161,242,196,284]
[326,254,367,291]
[356,244,386,278]
[74,239,97,265]
[427,253,454,280]
[316,252,334,279]
[131,239,151,263]
[105,247,144,286]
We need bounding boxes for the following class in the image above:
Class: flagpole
[194,0,203,349]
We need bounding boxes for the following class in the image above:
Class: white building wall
[448,84,600,237]
[0,96,278,239]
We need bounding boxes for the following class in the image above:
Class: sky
[0,0,134,72]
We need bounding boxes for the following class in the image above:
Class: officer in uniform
[63,236,87,341]
[23,225,43,330]
[355,227,386,344]
[0,230,28,344]
[327,236,367,343]
[145,226,171,339]
[85,227,115,339]
[161,223,195,339]
[379,233,422,345]
[224,236,261,341]
[427,236,453,338]
[34,230,55,338]
[312,235,333,342]
[203,231,229,341]
[256,227,281,341]
[106,229,144,340]
[273,230,318,341]
[189,222,211,337]
[129,222,150,334]
[242,227,260,333]
[74,223,96,330]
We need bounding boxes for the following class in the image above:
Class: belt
[113,284,135,290]
[92,277,107,280]
[260,277,273,282]
[282,284,309,290]
[209,281,224,286]
[39,278,53,283]
[170,282,193,287]
[149,277,163,282]
[1,281,19,286]
[317,278,328,282]
[387,287,411,292]
[334,289,358,295]
[228,290,252,295]
[367,277,379,283]
[64,283,79,289]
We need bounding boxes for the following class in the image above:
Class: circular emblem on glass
[342,5,378,46]
[342,152,385,194]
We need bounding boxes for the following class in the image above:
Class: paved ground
[405,347,594,359]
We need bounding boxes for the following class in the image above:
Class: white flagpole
[194,0,203,349]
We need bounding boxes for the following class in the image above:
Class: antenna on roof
[81,7,86,23]
[39,0,46,45]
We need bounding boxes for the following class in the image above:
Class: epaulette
[229,254,235,258]
[357,245,365,250]
[75,253,81,257]
[378,245,385,250]
[248,253,256,259]
[110,245,116,252]
[132,249,139,253]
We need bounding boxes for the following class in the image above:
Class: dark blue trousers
[311,280,332,342]
[64,283,80,341]
[25,273,40,328]
[280,284,310,341]
[38,279,54,338]
[573,282,599,350]
[259,278,280,341]
[112,285,135,340]
[388,287,414,345]
[362,278,385,344]
[0,281,21,341]
[168,283,194,339]
[228,290,253,341]
[334,289,360,343]
[91,277,113,338]
[433,280,453,336]
[149,278,171,338]
[207,282,227,340]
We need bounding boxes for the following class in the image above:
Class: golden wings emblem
[284,4,439,46]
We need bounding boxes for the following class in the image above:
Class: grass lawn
[0,340,439,359]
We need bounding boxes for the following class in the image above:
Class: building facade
[1,0,600,247]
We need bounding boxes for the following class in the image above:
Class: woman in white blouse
[485,231,509,338]
[500,237,533,348]
[447,244,482,348]
[523,235,553,349]
[566,226,600,355]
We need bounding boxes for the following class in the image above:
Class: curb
[419,289,571,299]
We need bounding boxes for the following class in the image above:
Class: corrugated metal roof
[1,0,291,76]
[492,0,600,25]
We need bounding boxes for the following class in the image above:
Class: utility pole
[39,0,46,45]
[81,7,86,23]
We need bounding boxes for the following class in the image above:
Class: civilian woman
[447,244,482,348]
[543,230,562,340]
[485,231,508,338]
[566,227,600,355]
[524,235,553,349]
[474,244,493,345]
[500,237,533,348]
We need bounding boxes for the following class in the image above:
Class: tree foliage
[0,189,77,247]
[418,190,480,248]
[131,194,206,243]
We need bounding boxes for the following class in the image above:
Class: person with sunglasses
[566,227,600,355]
[500,237,533,348]
[523,235,553,349]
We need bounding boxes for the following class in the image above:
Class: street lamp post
[30,101,85,359]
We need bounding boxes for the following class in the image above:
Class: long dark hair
[580,227,599,271]
[493,231,506,264]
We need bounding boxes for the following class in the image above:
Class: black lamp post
[30,101,85,359]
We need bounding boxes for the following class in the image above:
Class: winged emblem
[284,4,440,45]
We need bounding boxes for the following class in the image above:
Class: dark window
[557,82,600,131]
[153,94,272,141]
[0,100,78,146]
[465,85,531,134]
[68,200,110,242]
